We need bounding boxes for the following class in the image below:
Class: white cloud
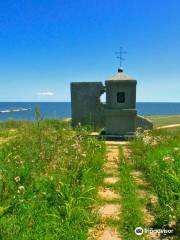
[37,91,54,96]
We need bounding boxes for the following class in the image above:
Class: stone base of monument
[99,131,135,141]
[90,131,135,141]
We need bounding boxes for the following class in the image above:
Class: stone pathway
[89,141,161,240]
[98,187,120,201]
[88,142,124,240]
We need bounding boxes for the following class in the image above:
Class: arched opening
[100,91,106,104]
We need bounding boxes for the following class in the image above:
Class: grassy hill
[146,115,180,127]
[0,119,106,239]
[0,116,179,239]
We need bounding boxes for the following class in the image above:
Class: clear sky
[0,0,180,102]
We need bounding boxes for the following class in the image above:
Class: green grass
[117,147,145,240]
[130,129,180,235]
[0,115,180,239]
[146,115,180,127]
[0,119,106,240]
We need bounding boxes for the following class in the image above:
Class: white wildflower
[14,176,21,183]
[17,185,25,194]
[163,155,174,163]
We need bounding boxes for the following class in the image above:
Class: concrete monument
[70,69,153,136]
[104,68,137,137]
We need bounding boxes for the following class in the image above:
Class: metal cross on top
[115,47,127,69]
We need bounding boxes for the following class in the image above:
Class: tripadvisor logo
[135,227,143,236]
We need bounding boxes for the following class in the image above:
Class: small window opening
[117,92,125,103]
[100,91,106,104]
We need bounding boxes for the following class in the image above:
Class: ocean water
[0,102,180,121]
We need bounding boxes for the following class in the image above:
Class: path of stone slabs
[88,141,129,240]
[88,141,160,240]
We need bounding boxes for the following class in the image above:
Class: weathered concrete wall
[71,82,105,129]
[105,109,137,135]
[136,115,153,130]
[105,81,137,109]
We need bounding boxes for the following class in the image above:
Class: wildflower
[174,147,180,152]
[144,130,151,134]
[151,140,158,146]
[136,127,144,133]
[163,155,174,163]
[14,176,20,183]
[149,194,158,205]
[77,122,81,127]
[142,135,153,145]
[17,186,25,194]
[168,215,176,228]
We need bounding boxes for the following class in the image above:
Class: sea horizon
[0,102,180,121]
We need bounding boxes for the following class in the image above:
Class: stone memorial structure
[105,68,137,137]
[71,68,153,137]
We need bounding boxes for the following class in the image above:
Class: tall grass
[118,147,145,240]
[0,119,105,239]
[131,129,180,234]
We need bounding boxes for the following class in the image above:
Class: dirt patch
[88,225,121,240]
[98,187,120,201]
[104,177,119,185]
[137,189,147,199]
[97,227,121,240]
[98,204,121,220]
[157,123,180,129]
[104,162,118,169]
[0,137,14,145]
[106,141,129,146]
[131,170,143,178]
[103,146,119,177]
[131,170,147,186]
[149,194,158,206]
[122,146,132,159]
[147,232,160,240]
[9,128,17,133]
[0,138,8,144]
[106,150,119,162]
[142,208,155,226]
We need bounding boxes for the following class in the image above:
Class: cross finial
[115,47,127,71]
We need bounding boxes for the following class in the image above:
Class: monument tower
[70,48,152,137]
[104,68,137,137]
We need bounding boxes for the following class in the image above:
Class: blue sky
[0,0,180,102]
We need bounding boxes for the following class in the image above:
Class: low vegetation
[0,114,179,239]
[0,119,105,240]
[118,147,145,240]
[146,115,180,127]
[130,128,180,237]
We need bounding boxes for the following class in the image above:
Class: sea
[0,102,180,121]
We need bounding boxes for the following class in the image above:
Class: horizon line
[0,101,180,103]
